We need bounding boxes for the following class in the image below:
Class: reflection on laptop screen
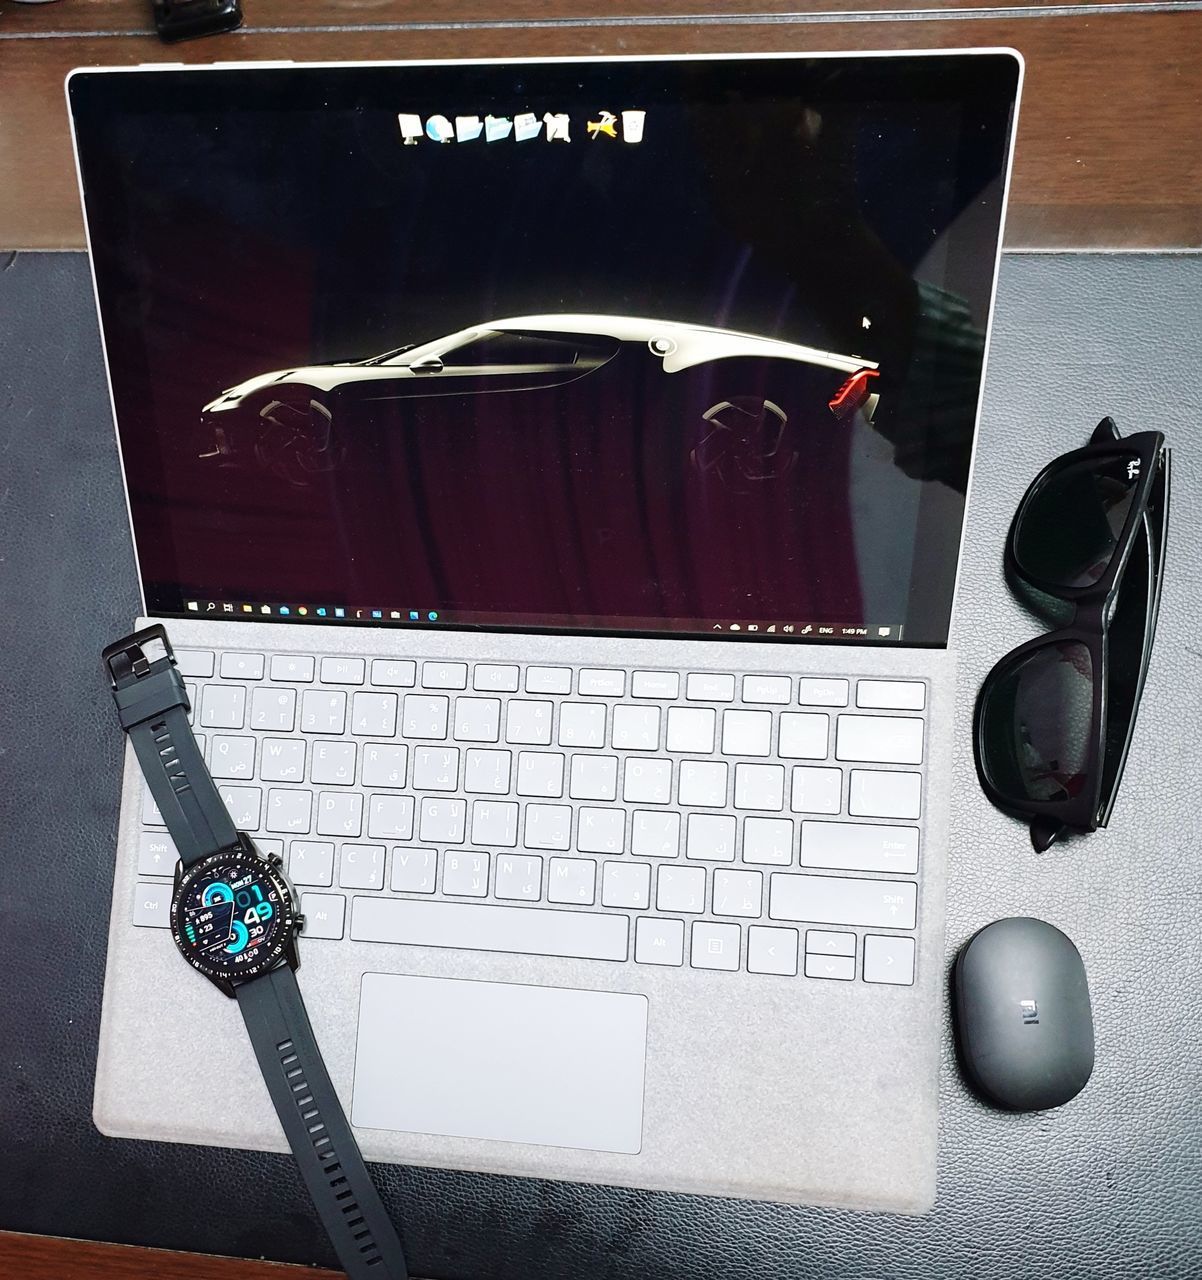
[70,54,1019,646]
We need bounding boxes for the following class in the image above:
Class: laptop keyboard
[131,650,927,987]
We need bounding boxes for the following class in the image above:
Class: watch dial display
[172,854,295,982]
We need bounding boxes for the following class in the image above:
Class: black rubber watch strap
[104,625,238,867]
[236,966,409,1279]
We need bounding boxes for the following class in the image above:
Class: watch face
[171,846,297,983]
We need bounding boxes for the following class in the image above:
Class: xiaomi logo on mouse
[1020,999,1039,1025]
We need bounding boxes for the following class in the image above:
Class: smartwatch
[103,624,409,1280]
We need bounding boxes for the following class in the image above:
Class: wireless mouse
[953,917,1094,1111]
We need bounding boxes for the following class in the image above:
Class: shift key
[770,873,917,929]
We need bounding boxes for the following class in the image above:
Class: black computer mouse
[952,917,1094,1111]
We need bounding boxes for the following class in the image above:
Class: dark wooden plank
[2,11,1200,251]
[0,1230,343,1279]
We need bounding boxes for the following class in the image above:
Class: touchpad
[352,973,648,1154]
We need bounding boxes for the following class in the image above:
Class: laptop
[70,50,1021,1214]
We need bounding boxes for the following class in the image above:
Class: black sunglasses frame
[973,417,1170,852]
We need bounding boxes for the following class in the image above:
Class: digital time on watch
[103,624,409,1280]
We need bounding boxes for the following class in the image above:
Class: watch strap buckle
[103,625,189,729]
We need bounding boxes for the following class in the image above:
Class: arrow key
[804,953,855,981]
[863,934,916,986]
[747,925,799,976]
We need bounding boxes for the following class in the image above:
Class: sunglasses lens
[1014,453,1141,588]
[980,641,1094,805]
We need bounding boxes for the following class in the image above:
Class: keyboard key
[558,702,606,749]
[849,770,922,820]
[836,715,924,765]
[747,925,798,976]
[419,797,466,844]
[742,816,794,866]
[142,789,164,827]
[200,685,246,729]
[250,687,296,733]
[733,763,785,811]
[516,751,564,798]
[601,861,651,909]
[463,748,511,795]
[578,669,625,697]
[300,893,344,940]
[266,788,312,834]
[612,705,660,751]
[713,869,763,918]
[805,953,855,981]
[370,659,416,688]
[800,822,919,875]
[340,844,385,891]
[210,735,255,780]
[137,832,175,877]
[351,897,628,962]
[219,785,261,829]
[778,712,829,760]
[686,813,736,862]
[632,810,680,858]
[576,807,625,854]
[857,680,926,712]
[132,881,171,927]
[635,917,685,966]
[678,760,728,807]
[569,755,618,802]
[443,851,489,897]
[289,840,335,887]
[412,746,459,792]
[805,929,857,957]
[471,800,519,848]
[401,694,449,740]
[523,803,572,851]
[721,709,772,757]
[691,922,740,971]
[453,697,502,742]
[317,791,363,837]
[656,864,706,913]
[526,666,572,695]
[770,874,917,929]
[174,649,214,679]
[622,757,672,804]
[797,678,848,707]
[548,857,597,905]
[790,766,843,815]
[311,741,356,786]
[368,794,415,840]
[506,700,554,746]
[270,655,314,682]
[742,675,791,705]
[391,848,437,894]
[473,663,520,693]
[184,684,199,722]
[631,670,680,699]
[361,743,407,788]
[260,738,306,783]
[351,692,398,737]
[686,672,735,702]
[863,934,917,985]
[321,657,365,685]
[421,661,468,690]
[252,835,282,861]
[300,690,346,735]
[665,706,715,754]
[220,652,264,680]
[495,854,544,901]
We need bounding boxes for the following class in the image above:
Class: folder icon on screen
[514,112,542,141]
[485,115,513,142]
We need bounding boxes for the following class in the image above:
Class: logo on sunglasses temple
[1126,460,1141,480]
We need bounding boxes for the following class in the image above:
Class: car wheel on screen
[690,396,795,491]
[253,397,341,487]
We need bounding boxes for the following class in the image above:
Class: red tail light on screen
[828,368,879,420]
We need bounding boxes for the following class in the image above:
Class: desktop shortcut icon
[428,611,439,622]
[389,610,401,619]
[543,112,571,142]
[397,113,424,145]
[621,109,646,143]
[260,605,272,615]
[455,115,483,141]
[587,111,618,140]
[409,610,420,621]
[425,114,455,143]
[513,112,542,142]
[297,607,308,616]
[316,608,328,617]
[334,608,345,618]
[242,604,253,613]
[279,606,290,616]
[485,114,513,142]
[371,609,383,619]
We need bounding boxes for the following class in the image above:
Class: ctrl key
[300,893,346,940]
[132,881,172,928]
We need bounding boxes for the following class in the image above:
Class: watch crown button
[295,915,306,931]
[268,852,283,866]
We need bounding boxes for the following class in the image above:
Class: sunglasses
[973,417,1170,852]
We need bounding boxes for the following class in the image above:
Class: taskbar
[178,598,905,641]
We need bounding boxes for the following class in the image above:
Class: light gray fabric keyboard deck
[132,650,927,986]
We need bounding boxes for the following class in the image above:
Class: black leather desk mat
[2,251,1200,1278]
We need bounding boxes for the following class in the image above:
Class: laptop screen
[69,53,1019,647]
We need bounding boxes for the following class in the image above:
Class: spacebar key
[351,897,629,961]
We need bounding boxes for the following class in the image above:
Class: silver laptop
[70,50,1021,1214]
